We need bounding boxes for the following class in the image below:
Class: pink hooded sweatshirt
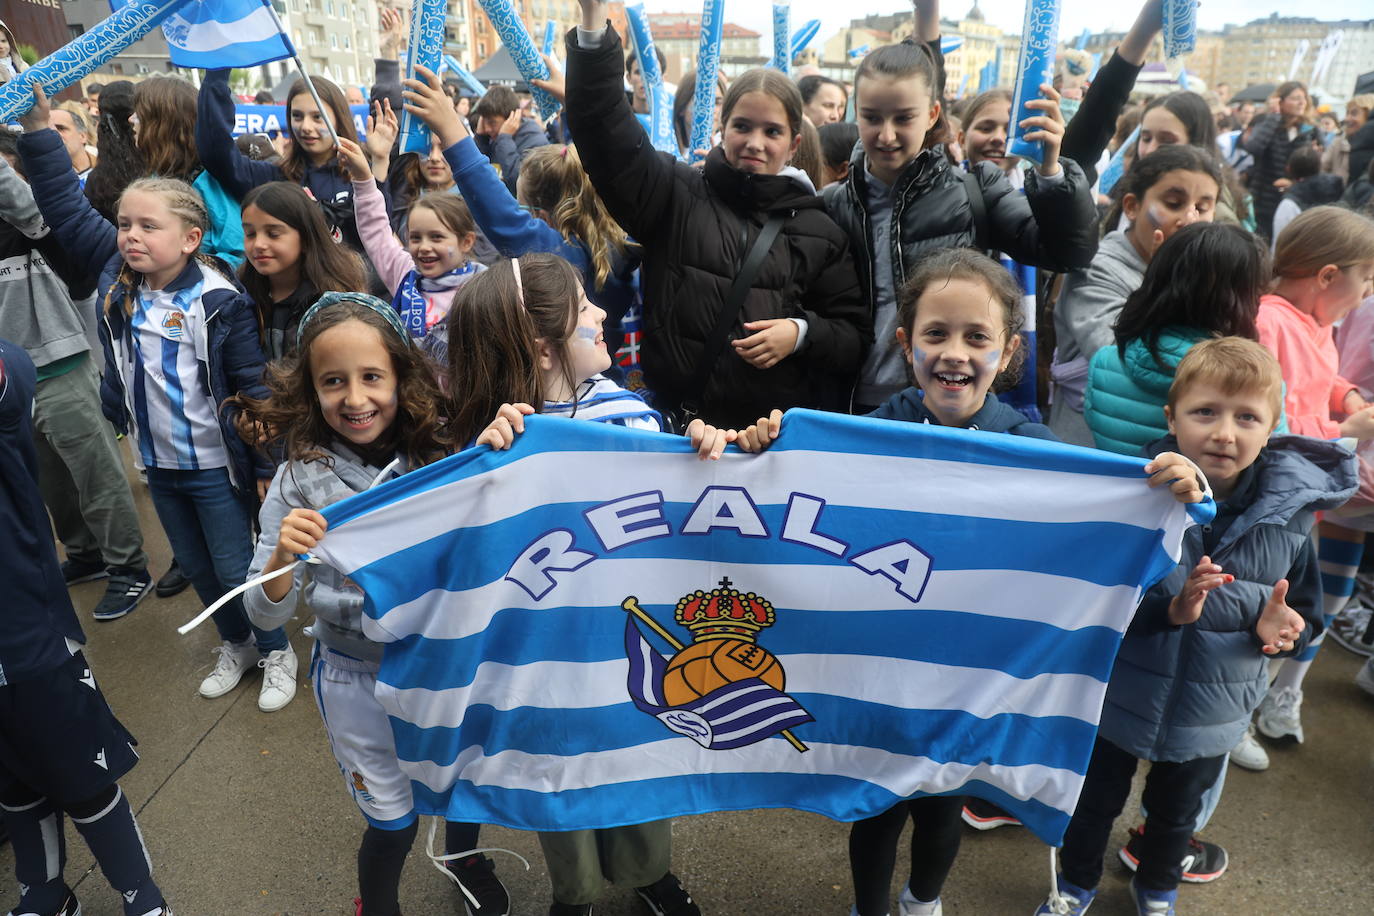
[1256,293,1358,438]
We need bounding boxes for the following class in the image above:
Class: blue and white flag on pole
[113,0,294,69]
[309,410,1209,845]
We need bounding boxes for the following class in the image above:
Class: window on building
[68,24,84,40]
[344,34,351,50]
[327,0,335,16]
[330,33,338,50]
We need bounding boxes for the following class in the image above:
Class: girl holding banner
[565,0,870,430]
[822,38,1098,414]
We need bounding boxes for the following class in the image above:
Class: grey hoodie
[245,443,406,665]
[1050,229,1147,407]
[0,158,89,370]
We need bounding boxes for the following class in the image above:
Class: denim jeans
[144,467,287,653]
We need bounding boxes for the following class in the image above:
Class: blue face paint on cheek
[573,326,600,345]
[983,349,1002,372]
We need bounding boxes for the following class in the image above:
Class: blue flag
[113,0,294,69]
[309,410,1209,846]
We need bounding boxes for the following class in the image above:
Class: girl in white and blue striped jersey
[233,293,510,916]
[14,85,298,713]
[706,247,1207,916]
[459,255,702,916]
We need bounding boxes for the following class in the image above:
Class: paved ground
[6,460,1374,915]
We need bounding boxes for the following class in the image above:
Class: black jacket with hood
[565,27,870,428]
[821,144,1098,380]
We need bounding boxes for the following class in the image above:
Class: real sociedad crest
[623,578,813,752]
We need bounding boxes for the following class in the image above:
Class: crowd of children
[2,0,1373,915]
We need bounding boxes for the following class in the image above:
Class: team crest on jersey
[351,770,377,803]
[623,579,813,753]
[161,310,185,339]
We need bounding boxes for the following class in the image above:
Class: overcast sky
[636,1,1373,45]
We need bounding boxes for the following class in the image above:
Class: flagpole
[264,2,340,148]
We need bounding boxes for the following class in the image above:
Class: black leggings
[357,820,419,916]
[849,795,965,915]
[357,820,482,916]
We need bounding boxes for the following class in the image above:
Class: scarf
[393,262,482,338]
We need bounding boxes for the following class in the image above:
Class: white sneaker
[1229,726,1270,771]
[1329,602,1374,657]
[1356,658,1374,699]
[1256,685,1304,743]
[257,646,298,712]
[199,641,258,698]
[898,886,942,916]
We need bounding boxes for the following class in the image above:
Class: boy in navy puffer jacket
[1037,337,1357,916]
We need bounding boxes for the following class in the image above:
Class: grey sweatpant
[32,356,147,571]
[537,819,672,905]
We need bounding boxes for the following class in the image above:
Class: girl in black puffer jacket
[823,41,1099,412]
[565,6,870,429]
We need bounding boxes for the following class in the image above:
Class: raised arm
[913,0,940,42]
[565,1,683,244]
[979,159,1099,273]
[1061,0,1161,186]
[196,69,285,199]
[16,91,118,284]
[338,137,415,295]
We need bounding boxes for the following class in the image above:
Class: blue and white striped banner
[0,0,186,122]
[113,0,295,69]
[310,410,1208,845]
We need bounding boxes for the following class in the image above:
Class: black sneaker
[634,873,699,916]
[61,556,108,585]
[155,560,191,599]
[961,797,1022,830]
[1118,824,1229,883]
[92,568,154,621]
[548,905,592,916]
[13,889,80,916]
[448,854,509,916]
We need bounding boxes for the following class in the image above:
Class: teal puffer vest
[1086,328,1203,456]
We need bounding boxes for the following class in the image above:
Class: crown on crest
[674,578,775,641]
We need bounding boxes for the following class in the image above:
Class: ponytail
[519,144,630,291]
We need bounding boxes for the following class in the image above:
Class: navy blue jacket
[1100,434,1357,762]
[18,128,271,493]
[195,68,390,255]
[868,388,1058,440]
[0,339,84,685]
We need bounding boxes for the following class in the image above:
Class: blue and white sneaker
[92,568,153,621]
[1131,879,1177,916]
[1032,875,1096,916]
